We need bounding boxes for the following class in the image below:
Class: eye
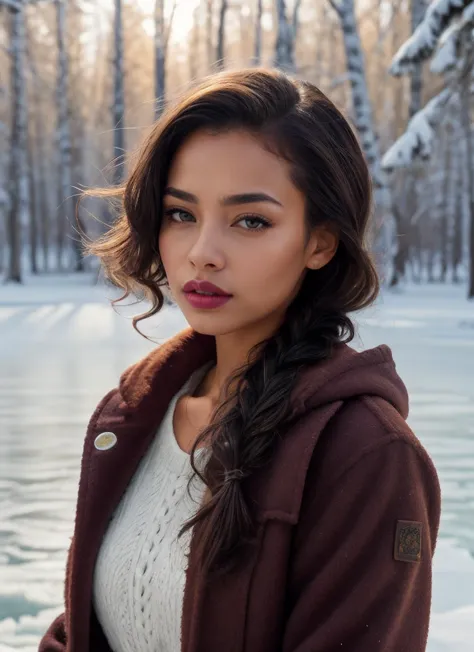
[164,208,195,223]
[236,214,272,231]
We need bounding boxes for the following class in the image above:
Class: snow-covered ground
[0,274,473,651]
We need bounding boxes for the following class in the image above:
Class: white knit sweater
[92,364,212,652]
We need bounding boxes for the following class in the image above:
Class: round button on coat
[94,432,117,451]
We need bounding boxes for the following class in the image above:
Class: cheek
[240,234,307,297]
[158,229,179,276]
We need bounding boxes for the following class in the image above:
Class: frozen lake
[0,275,473,651]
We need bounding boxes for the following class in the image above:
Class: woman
[39,68,440,652]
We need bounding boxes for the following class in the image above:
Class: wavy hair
[82,67,379,577]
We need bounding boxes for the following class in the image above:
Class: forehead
[166,129,296,199]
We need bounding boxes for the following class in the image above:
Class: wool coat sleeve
[37,538,73,651]
[282,435,441,652]
[38,613,67,651]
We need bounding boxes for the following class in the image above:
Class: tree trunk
[6,5,28,285]
[35,92,50,272]
[315,3,328,86]
[452,193,463,283]
[113,0,125,185]
[27,122,38,274]
[409,0,425,119]
[206,0,214,71]
[0,82,7,274]
[389,0,425,287]
[459,37,474,298]
[25,14,49,273]
[274,0,294,72]
[292,0,303,41]
[332,0,390,270]
[451,136,463,283]
[56,0,78,271]
[253,0,263,65]
[426,245,435,283]
[439,133,450,282]
[154,0,166,119]
[189,5,200,80]
[411,220,422,282]
[216,0,228,69]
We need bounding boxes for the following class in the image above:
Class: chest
[67,390,342,651]
[92,445,204,652]
[172,394,214,454]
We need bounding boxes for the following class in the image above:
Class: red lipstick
[182,279,232,310]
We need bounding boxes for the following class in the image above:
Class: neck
[198,316,283,405]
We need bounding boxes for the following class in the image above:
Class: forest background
[1,0,474,299]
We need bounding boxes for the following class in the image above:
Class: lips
[182,280,232,296]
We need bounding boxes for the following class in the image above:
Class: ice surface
[0,274,473,650]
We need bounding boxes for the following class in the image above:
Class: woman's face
[159,129,337,337]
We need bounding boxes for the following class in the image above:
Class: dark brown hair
[82,67,379,577]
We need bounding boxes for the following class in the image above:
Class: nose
[188,224,225,271]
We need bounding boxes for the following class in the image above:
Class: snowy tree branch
[431,4,474,73]
[390,0,472,76]
[382,88,453,171]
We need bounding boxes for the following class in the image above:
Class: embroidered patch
[394,520,422,562]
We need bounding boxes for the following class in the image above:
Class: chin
[184,318,239,337]
[178,307,245,337]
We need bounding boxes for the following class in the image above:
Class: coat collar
[119,328,216,411]
[110,326,343,524]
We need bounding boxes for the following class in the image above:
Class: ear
[306,224,339,270]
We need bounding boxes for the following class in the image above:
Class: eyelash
[163,208,272,231]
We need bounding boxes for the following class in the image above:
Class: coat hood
[290,340,409,420]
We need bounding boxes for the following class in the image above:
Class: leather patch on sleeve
[394,520,423,562]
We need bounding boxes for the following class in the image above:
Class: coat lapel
[68,326,344,652]
[68,328,215,650]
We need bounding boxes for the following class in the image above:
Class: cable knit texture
[92,364,212,652]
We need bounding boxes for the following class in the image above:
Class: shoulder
[300,396,441,537]
[312,395,431,484]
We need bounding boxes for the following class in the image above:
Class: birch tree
[24,15,51,272]
[3,0,28,284]
[390,0,426,287]
[154,0,176,120]
[216,0,228,68]
[328,0,391,270]
[206,0,214,70]
[253,0,263,65]
[459,35,474,296]
[274,0,294,71]
[113,0,125,185]
[154,0,165,118]
[189,4,200,80]
[25,31,38,275]
[55,0,82,270]
[0,60,9,272]
[384,0,474,297]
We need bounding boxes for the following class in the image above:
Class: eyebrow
[164,186,283,207]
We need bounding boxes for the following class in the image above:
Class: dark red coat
[39,328,441,652]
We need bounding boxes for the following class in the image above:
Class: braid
[178,296,354,578]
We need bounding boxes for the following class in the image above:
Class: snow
[430,3,474,74]
[1,275,474,650]
[382,88,452,170]
[462,0,474,22]
[430,21,460,73]
[390,0,471,75]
